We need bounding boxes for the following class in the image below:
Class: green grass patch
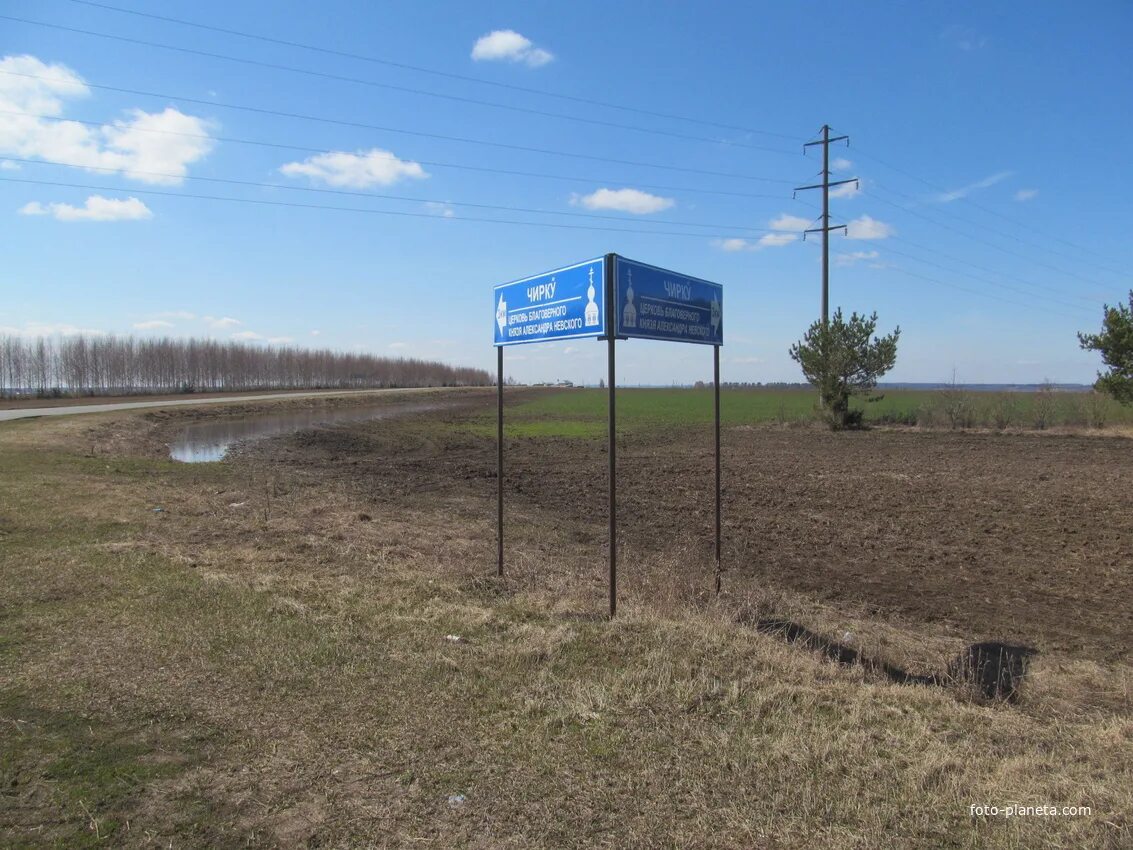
[0,689,214,848]
[467,387,1133,438]
[468,388,819,438]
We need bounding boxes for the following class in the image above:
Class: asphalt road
[0,388,449,422]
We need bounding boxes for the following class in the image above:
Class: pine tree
[1079,291,1133,404]
[789,309,900,429]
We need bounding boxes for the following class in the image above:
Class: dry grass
[1,403,1130,848]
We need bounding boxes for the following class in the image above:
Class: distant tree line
[720,381,811,389]
[0,334,491,398]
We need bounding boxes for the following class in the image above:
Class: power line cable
[29,3,1124,292]
[0,69,799,185]
[811,241,1093,320]
[885,233,1101,305]
[875,244,1099,314]
[799,161,1120,297]
[797,230,1096,319]
[0,13,799,156]
[797,185,1102,305]
[865,186,1110,290]
[57,0,802,142]
[0,174,782,240]
[884,263,1095,319]
[870,177,1126,279]
[10,79,1087,312]
[4,173,1095,323]
[855,147,1127,275]
[0,156,794,233]
[858,147,1122,265]
[0,108,796,201]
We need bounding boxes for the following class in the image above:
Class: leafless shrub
[991,393,1018,430]
[1033,381,1057,430]
[1080,391,1109,429]
[936,372,975,430]
[914,399,942,428]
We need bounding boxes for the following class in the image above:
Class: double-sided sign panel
[493,254,722,347]
[493,252,725,617]
[494,256,606,346]
[614,256,723,346]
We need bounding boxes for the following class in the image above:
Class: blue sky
[1,0,1130,385]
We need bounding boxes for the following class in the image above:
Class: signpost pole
[605,253,617,619]
[494,254,722,613]
[497,345,504,577]
[713,344,722,595]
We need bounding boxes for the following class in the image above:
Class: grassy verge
[1,405,1130,847]
[471,387,1133,438]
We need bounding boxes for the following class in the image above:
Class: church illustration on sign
[622,268,637,329]
[496,293,508,334]
[710,293,721,335]
[584,267,600,327]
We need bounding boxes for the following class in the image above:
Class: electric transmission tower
[795,125,859,326]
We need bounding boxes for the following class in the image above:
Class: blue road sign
[494,256,606,346]
[614,256,723,345]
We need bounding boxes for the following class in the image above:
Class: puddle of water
[169,403,430,462]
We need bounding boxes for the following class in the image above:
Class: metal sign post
[497,345,504,577]
[494,253,724,617]
[604,254,618,618]
[612,254,724,605]
[494,256,607,584]
[714,344,722,594]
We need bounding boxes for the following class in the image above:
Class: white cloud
[844,215,894,240]
[769,213,811,232]
[18,195,152,221]
[937,171,1012,202]
[267,336,293,345]
[711,213,812,252]
[711,231,798,252]
[943,26,988,51]
[0,160,19,170]
[471,30,554,67]
[1014,188,1039,202]
[0,322,105,337]
[0,54,87,116]
[230,330,263,341]
[388,341,407,350]
[571,187,675,214]
[279,148,428,188]
[310,330,321,336]
[157,310,195,320]
[832,157,853,172]
[712,237,756,252]
[205,316,241,329]
[132,319,174,329]
[0,55,214,184]
[830,180,861,199]
[835,250,880,267]
[99,108,217,183]
[424,201,455,218]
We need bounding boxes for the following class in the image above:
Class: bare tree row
[0,334,491,397]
